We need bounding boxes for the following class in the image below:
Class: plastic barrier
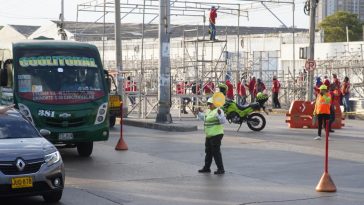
[286,101,344,129]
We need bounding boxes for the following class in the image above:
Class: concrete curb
[123,118,198,132]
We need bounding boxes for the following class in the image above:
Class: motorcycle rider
[197,97,226,175]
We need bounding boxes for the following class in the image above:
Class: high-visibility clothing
[314,93,331,115]
[204,108,223,138]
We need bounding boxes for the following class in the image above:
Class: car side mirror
[39,129,51,136]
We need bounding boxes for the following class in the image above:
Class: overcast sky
[0,0,309,28]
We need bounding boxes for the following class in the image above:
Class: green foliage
[319,11,363,42]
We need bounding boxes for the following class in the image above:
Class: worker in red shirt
[341,76,351,112]
[247,76,256,102]
[237,78,247,105]
[328,84,339,133]
[203,79,215,96]
[332,73,342,104]
[323,75,330,87]
[225,79,234,100]
[125,76,136,105]
[254,78,266,98]
[272,76,281,108]
[177,81,191,114]
[209,6,218,41]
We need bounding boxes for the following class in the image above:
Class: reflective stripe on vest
[204,109,224,138]
[316,94,331,114]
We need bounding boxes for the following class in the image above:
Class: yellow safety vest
[204,109,224,138]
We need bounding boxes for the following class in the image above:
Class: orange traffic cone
[115,102,128,151]
[115,137,128,150]
[316,121,336,192]
[316,172,336,192]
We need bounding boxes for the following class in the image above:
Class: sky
[0,0,309,28]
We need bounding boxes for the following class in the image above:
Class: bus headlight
[95,103,108,125]
[18,103,35,125]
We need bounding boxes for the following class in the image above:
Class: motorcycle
[221,96,268,132]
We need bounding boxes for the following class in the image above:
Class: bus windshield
[15,50,105,104]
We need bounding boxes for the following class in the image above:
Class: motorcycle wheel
[227,112,241,124]
[247,113,266,131]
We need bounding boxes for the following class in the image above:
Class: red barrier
[286,101,344,129]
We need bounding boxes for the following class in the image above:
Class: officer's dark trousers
[204,134,224,171]
[317,114,330,137]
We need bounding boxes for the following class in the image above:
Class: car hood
[0,138,56,161]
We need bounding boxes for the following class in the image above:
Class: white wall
[0,25,27,50]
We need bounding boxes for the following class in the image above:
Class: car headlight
[45,151,61,166]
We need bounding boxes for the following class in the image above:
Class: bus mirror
[106,77,112,93]
[0,68,8,87]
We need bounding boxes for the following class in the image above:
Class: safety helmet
[207,97,214,104]
[319,85,328,90]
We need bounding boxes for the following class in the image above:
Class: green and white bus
[0,40,114,157]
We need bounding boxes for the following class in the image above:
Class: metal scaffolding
[76,0,297,118]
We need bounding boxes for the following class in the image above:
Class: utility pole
[115,0,123,100]
[307,0,317,101]
[156,0,172,123]
[59,0,67,40]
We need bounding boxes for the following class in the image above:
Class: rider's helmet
[218,82,228,96]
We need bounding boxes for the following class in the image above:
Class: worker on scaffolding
[209,6,219,41]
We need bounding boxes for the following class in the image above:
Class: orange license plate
[11,177,33,189]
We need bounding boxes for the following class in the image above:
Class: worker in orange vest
[313,85,332,140]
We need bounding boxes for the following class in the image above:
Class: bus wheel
[77,142,93,157]
[109,115,116,128]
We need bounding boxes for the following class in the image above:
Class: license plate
[109,95,121,108]
[11,177,33,189]
[59,133,74,140]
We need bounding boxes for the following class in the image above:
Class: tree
[319,11,363,42]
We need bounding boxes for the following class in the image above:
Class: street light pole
[156,0,172,123]
[307,0,317,101]
[115,0,123,99]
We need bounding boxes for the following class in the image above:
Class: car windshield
[15,49,106,104]
[0,117,40,139]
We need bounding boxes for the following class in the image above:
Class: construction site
[1,0,364,119]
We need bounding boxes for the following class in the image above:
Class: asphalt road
[3,115,364,205]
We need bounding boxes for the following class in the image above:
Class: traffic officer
[313,85,332,140]
[197,97,226,175]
